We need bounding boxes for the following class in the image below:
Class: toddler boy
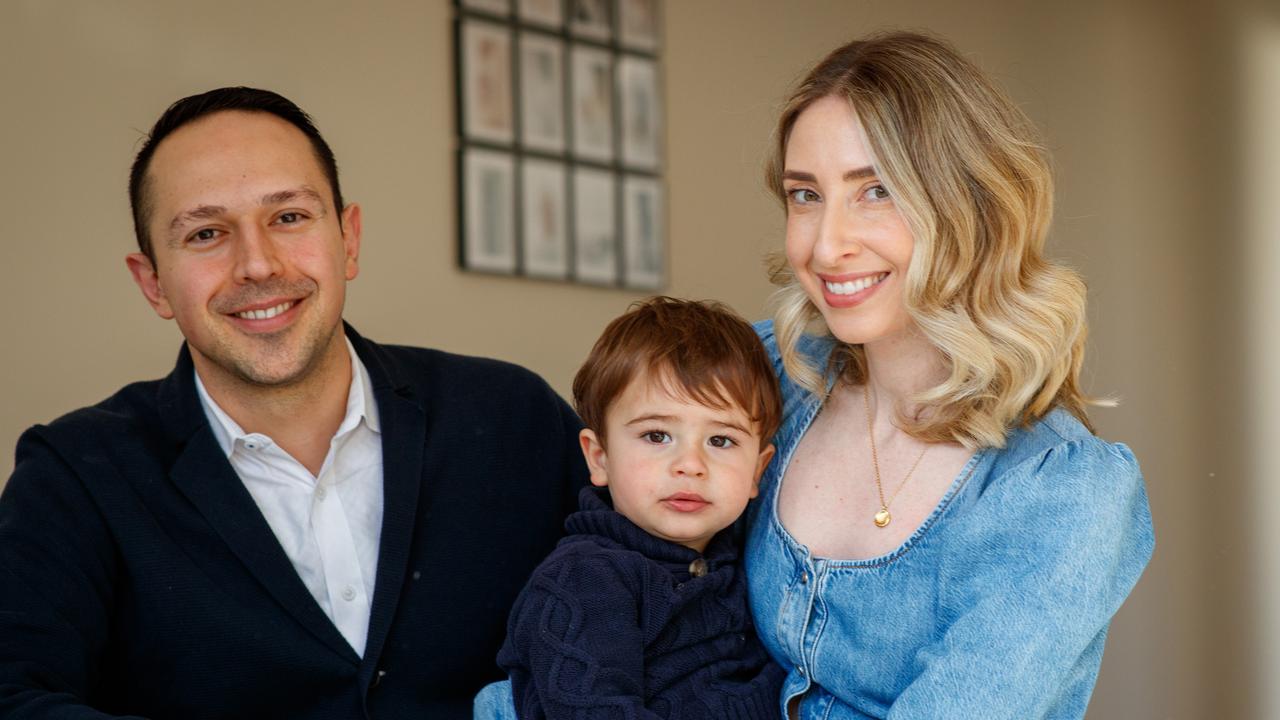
[488,297,785,719]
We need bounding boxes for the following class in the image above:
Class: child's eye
[642,431,671,444]
[708,435,737,449]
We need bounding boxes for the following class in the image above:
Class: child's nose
[672,445,708,478]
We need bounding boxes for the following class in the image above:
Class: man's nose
[234,224,285,282]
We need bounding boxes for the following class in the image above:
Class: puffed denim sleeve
[888,437,1154,719]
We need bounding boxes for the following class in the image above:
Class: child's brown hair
[572,297,782,447]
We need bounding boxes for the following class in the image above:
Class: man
[0,87,587,719]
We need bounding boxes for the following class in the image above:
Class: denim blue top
[747,321,1155,719]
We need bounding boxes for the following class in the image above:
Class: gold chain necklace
[863,384,929,528]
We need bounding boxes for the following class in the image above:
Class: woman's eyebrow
[782,166,877,182]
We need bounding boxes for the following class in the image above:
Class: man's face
[126,111,361,393]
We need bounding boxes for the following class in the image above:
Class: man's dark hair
[128,86,345,261]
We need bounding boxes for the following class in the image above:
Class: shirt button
[797,666,807,677]
[316,486,327,501]
[342,585,356,602]
[800,571,809,584]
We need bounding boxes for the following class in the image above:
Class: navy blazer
[0,326,588,719]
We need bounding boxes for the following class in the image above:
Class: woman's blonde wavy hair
[766,31,1100,449]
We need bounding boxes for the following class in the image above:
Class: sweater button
[688,558,708,577]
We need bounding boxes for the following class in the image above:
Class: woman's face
[783,95,915,346]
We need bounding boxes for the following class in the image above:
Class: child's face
[579,372,776,553]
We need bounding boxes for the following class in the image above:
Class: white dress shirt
[195,338,384,657]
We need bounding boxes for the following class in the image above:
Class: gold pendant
[874,508,891,528]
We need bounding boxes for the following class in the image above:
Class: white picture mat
[623,176,663,288]
[462,0,512,17]
[521,159,569,279]
[464,149,517,273]
[618,0,659,51]
[567,0,611,41]
[518,32,566,154]
[573,167,617,284]
[570,44,614,162]
[461,20,515,145]
[618,55,661,170]
[517,0,562,27]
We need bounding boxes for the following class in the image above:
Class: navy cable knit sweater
[497,487,784,719]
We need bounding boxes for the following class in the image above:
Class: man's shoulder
[359,339,562,406]
[35,376,169,445]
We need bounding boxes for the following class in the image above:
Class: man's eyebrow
[261,186,327,213]
[168,204,227,235]
[782,166,878,183]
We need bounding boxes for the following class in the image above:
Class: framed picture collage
[455,0,665,289]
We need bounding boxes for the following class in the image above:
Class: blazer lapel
[160,345,361,664]
[350,328,429,678]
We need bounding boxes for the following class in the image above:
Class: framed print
[617,56,661,170]
[521,159,569,279]
[518,32,566,154]
[618,0,659,52]
[570,45,614,163]
[462,148,517,274]
[573,167,618,284]
[517,0,563,28]
[461,0,512,17]
[452,1,663,287]
[622,176,663,288]
[568,0,611,42]
[460,19,515,145]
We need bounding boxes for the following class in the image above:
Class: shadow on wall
[1242,10,1280,720]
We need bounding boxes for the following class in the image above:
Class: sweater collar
[566,487,739,572]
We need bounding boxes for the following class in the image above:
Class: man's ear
[340,202,362,281]
[125,252,174,320]
[750,443,776,499]
[579,429,610,488]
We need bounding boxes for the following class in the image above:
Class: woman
[747,32,1154,719]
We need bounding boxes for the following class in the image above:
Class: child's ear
[579,429,610,488]
[750,443,776,499]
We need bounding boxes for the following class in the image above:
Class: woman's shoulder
[752,319,838,387]
[985,408,1144,507]
[752,319,835,363]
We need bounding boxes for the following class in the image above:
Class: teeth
[235,301,294,320]
[825,273,888,295]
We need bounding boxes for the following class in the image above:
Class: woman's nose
[814,202,863,266]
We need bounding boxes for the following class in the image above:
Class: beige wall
[1,1,1264,717]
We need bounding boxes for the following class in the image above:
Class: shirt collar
[195,335,381,459]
